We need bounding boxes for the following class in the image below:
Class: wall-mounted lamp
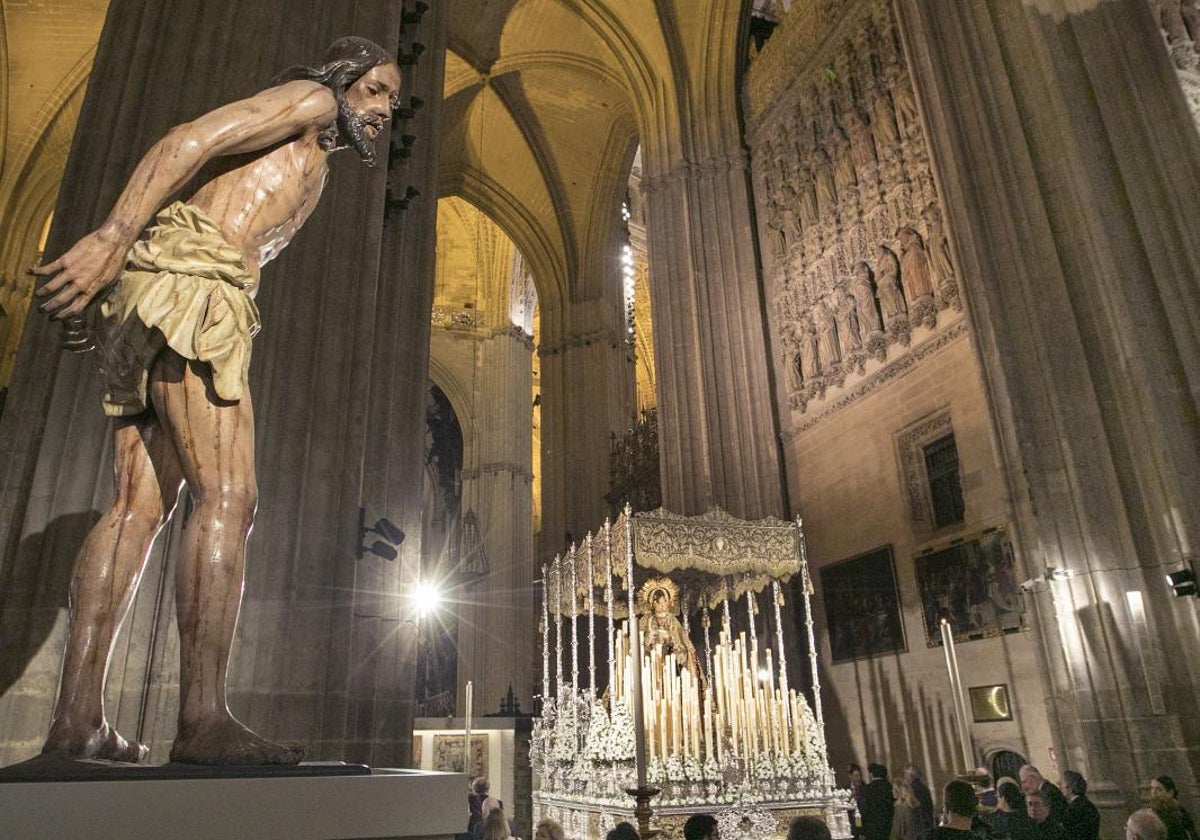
[1019,566,1076,591]
[1166,564,1198,598]
[358,507,405,561]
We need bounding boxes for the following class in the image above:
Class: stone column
[0,0,438,768]
[318,0,447,765]
[641,152,787,519]
[893,0,1200,809]
[456,326,536,715]
[537,296,636,559]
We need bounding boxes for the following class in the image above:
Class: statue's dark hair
[271,36,395,152]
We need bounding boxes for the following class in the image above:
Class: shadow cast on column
[0,511,100,695]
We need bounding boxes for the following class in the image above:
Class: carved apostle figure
[849,260,883,334]
[847,107,878,171]
[897,226,935,303]
[813,145,838,217]
[795,166,820,227]
[778,185,804,244]
[875,245,907,324]
[798,313,821,380]
[891,79,921,139]
[870,92,902,166]
[832,128,858,193]
[832,285,862,352]
[813,297,841,368]
[31,38,402,766]
[921,204,959,297]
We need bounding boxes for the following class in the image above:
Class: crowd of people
[844,761,1196,840]
[464,765,1194,840]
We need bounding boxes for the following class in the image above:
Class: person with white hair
[1127,809,1168,840]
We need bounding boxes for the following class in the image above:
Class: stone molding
[640,149,751,196]
[537,328,629,356]
[431,304,486,331]
[462,461,534,482]
[430,306,534,349]
[781,319,966,440]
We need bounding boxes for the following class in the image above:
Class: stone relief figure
[832,284,862,353]
[798,313,821,381]
[849,261,883,334]
[813,297,841,369]
[29,38,402,766]
[896,226,934,301]
[921,204,962,311]
[875,244,911,345]
[812,145,838,218]
[849,260,888,361]
[891,80,921,139]
[788,350,805,392]
[831,125,858,194]
[847,107,878,172]
[897,226,938,329]
[778,186,804,245]
[869,91,901,167]
[795,167,820,227]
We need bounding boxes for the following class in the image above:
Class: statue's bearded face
[339,62,401,166]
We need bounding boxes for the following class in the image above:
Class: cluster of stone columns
[893,0,1200,814]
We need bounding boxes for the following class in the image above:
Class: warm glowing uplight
[412,581,443,617]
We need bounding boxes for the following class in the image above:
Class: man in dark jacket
[1061,771,1100,840]
[862,763,896,840]
[1027,792,1067,840]
[1020,765,1070,827]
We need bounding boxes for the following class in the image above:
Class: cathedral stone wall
[786,331,1053,782]
[744,0,1054,781]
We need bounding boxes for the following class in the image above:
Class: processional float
[531,507,852,840]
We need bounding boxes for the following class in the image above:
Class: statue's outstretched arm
[32,80,337,320]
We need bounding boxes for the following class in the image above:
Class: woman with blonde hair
[891,778,924,840]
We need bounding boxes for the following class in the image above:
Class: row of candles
[610,624,817,766]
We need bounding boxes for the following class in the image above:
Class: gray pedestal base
[0,766,465,840]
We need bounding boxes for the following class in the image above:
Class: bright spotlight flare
[412,581,443,617]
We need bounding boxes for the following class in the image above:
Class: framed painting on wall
[433,733,488,778]
[914,527,1024,647]
[820,545,907,663]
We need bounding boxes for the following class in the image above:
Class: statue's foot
[170,716,305,766]
[42,719,148,763]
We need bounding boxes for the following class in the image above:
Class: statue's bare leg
[42,415,184,762]
[149,350,303,765]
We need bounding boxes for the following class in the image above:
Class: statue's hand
[31,227,130,320]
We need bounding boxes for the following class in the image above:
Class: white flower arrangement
[582,701,611,762]
[601,700,636,762]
